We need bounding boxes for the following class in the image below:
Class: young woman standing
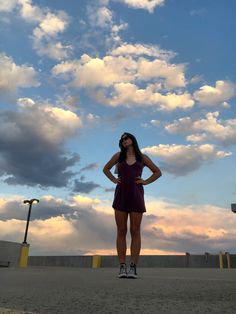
[103,133,162,278]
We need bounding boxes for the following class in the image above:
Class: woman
[103,132,162,279]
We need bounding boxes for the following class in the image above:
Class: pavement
[0,267,236,314]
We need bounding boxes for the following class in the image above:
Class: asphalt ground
[0,267,236,314]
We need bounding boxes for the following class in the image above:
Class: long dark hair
[118,132,143,163]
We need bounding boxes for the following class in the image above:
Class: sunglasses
[122,135,130,141]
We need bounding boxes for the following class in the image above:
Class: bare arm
[136,154,162,185]
[103,152,120,184]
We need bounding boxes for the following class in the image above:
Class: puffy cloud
[53,52,186,89]
[119,0,165,13]
[73,179,101,194]
[39,12,68,36]
[111,43,176,61]
[32,11,71,60]
[142,143,231,176]
[98,83,194,110]
[0,99,82,187]
[72,195,101,208]
[0,0,18,12]
[4,0,71,60]
[18,0,44,22]
[193,80,235,106]
[52,47,190,110]
[52,54,137,88]
[0,53,39,93]
[87,5,113,28]
[165,111,236,146]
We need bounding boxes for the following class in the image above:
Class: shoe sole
[118,274,127,278]
[127,275,137,279]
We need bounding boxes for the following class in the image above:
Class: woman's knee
[130,227,141,238]
[117,226,127,237]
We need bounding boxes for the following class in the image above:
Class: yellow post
[92,255,102,268]
[19,243,30,268]
[219,251,224,270]
[225,252,231,269]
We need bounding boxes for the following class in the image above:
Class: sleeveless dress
[112,160,146,213]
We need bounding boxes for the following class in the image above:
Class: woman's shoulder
[112,152,120,161]
[141,154,150,165]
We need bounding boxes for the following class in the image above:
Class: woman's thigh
[114,209,128,230]
[130,212,143,232]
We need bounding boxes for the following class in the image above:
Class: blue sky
[0,0,236,256]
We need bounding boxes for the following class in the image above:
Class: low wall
[28,253,236,268]
[0,240,22,267]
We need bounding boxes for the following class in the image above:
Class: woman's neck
[126,146,135,156]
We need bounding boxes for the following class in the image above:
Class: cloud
[79,163,100,174]
[52,46,191,111]
[165,111,236,146]
[118,0,165,13]
[4,0,72,60]
[87,5,113,28]
[110,43,176,60]
[73,179,101,194]
[53,52,186,89]
[0,0,18,12]
[0,99,82,187]
[97,83,194,110]
[32,11,71,60]
[142,144,231,176]
[0,53,39,93]
[1,196,235,255]
[193,80,235,106]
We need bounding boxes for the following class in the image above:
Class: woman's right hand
[113,177,121,184]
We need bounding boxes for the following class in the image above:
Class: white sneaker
[127,263,137,279]
[118,263,127,278]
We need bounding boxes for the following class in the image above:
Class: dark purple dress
[112,161,146,213]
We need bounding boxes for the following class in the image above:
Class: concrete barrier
[28,253,236,268]
[0,240,22,267]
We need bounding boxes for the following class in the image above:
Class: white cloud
[98,83,194,110]
[53,52,186,89]
[18,0,43,22]
[88,5,113,28]
[4,0,71,60]
[17,97,35,107]
[0,53,39,93]
[0,0,18,12]
[39,12,68,36]
[142,143,231,176]
[111,43,176,61]
[52,47,191,111]
[13,98,82,144]
[165,111,236,146]
[193,80,235,106]
[119,0,165,13]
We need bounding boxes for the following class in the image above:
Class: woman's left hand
[135,177,146,185]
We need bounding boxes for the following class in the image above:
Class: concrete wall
[0,240,22,267]
[28,253,236,268]
[29,255,92,267]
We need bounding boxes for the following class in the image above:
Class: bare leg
[130,212,143,265]
[114,209,128,264]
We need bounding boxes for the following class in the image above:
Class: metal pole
[23,202,32,244]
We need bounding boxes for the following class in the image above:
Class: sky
[0,0,236,256]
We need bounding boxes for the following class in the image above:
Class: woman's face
[121,135,133,148]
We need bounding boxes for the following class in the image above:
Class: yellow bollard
[225,252,231,269]
[92,255,102,268]
[19,243,30,268]
[219,251,224,270]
